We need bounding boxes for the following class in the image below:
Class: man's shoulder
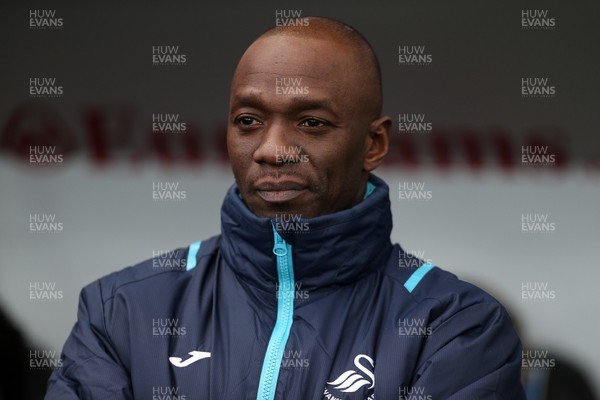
[417,264,499,305]
[392,246,506,313]
[83,235,221,304]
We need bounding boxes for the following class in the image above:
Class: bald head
[240,17,383,117]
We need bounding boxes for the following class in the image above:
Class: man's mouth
[254,179,307,203]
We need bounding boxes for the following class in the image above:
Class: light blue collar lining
[363,181,376,199]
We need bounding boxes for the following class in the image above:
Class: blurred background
[1,0,598,398]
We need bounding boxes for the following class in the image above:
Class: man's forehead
[235,70,335,84]
[235,36,349,78]
[230,86,341,115]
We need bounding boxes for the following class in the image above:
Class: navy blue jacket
[45,174,525,399]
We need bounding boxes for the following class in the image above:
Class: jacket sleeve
[410,302,526,399]
[44,280,132,400]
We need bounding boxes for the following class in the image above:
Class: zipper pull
[272,225,288,257]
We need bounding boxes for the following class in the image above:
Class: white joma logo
[169,351,211,367]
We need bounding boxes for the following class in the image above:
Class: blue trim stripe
[256,227,295,400]
[404,262,434,293]
[363,181,376,199]
[186,241,202,271]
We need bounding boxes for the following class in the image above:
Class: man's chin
[245,195,319,220]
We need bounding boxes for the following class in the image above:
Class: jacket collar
[220,173,394,295]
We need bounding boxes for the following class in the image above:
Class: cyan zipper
[256,226,295,400]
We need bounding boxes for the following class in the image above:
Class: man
[46,17,525,399]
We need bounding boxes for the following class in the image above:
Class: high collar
[219,173,394,295]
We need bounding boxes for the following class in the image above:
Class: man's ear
[364,116,391,172]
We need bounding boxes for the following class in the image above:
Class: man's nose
[253,120,296,165]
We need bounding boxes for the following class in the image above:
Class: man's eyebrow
[230,92,266,110]
[231,92,340,116]
[288,97,339,114]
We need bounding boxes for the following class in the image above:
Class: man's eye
[236,116,261,126]
[299,118,326,128]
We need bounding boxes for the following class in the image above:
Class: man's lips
[254,180,307,203]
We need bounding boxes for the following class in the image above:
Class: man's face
[227,35,375,219]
